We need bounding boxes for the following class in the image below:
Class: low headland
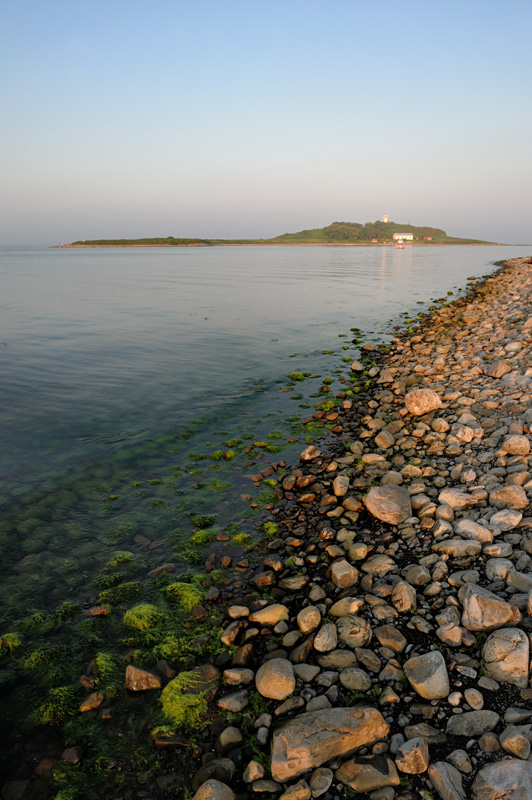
[55,220,502,248]
[4,257,532,800]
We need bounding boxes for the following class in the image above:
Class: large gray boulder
[472,759,532,799]
[270,707,389,782]
[364,485,412,525]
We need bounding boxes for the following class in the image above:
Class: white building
[393,233,414,241]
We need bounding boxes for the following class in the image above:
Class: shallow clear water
[0,243,528,620]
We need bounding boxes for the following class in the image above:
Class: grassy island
[58,220,499,247]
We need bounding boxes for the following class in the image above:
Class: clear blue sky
[1,0,530,244]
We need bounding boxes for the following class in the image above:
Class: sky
[0,0,531,245]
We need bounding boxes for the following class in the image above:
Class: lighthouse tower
[383,213,388,223]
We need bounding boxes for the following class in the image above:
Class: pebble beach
[183,255,532,800]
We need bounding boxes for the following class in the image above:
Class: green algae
[123,604,164,632]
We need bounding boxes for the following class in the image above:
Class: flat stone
[364,485,412,525]
[403,651,449,699]
[472,758,532,799]
[404,722,447,744]
[336,756,399,792]
[432,538,482,557]
[395,737,429,774]
[461,583,521,632]
[446,710,499,737]
[438,488,478,510]
[405,388,442,416]
[270,707,389,782]
[255,658,295,701]
[317,650,358,670]
[249,604,290,626]
[482,628,530,687]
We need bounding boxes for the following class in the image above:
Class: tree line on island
[64,221,495,247]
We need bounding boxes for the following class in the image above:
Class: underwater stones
[482,628,530,687]
[255,658,295,701]
[300,445,321,462]
[270,707,389,782]
[364,485,412,525]
[403,651,449,699]
[405,388,442,416]
[125,665,162,691]
[462,584,521,632]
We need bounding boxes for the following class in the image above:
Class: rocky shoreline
[7,256,532,800]
[182,256,532,800]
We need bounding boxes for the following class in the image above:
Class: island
[56,220,500,247]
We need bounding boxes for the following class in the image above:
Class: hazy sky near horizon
[1,0,530,245]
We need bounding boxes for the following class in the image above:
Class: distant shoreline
[53,241,506,249]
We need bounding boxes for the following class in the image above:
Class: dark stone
[192,758,236,791]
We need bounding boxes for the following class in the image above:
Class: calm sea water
[0,244,528,619]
